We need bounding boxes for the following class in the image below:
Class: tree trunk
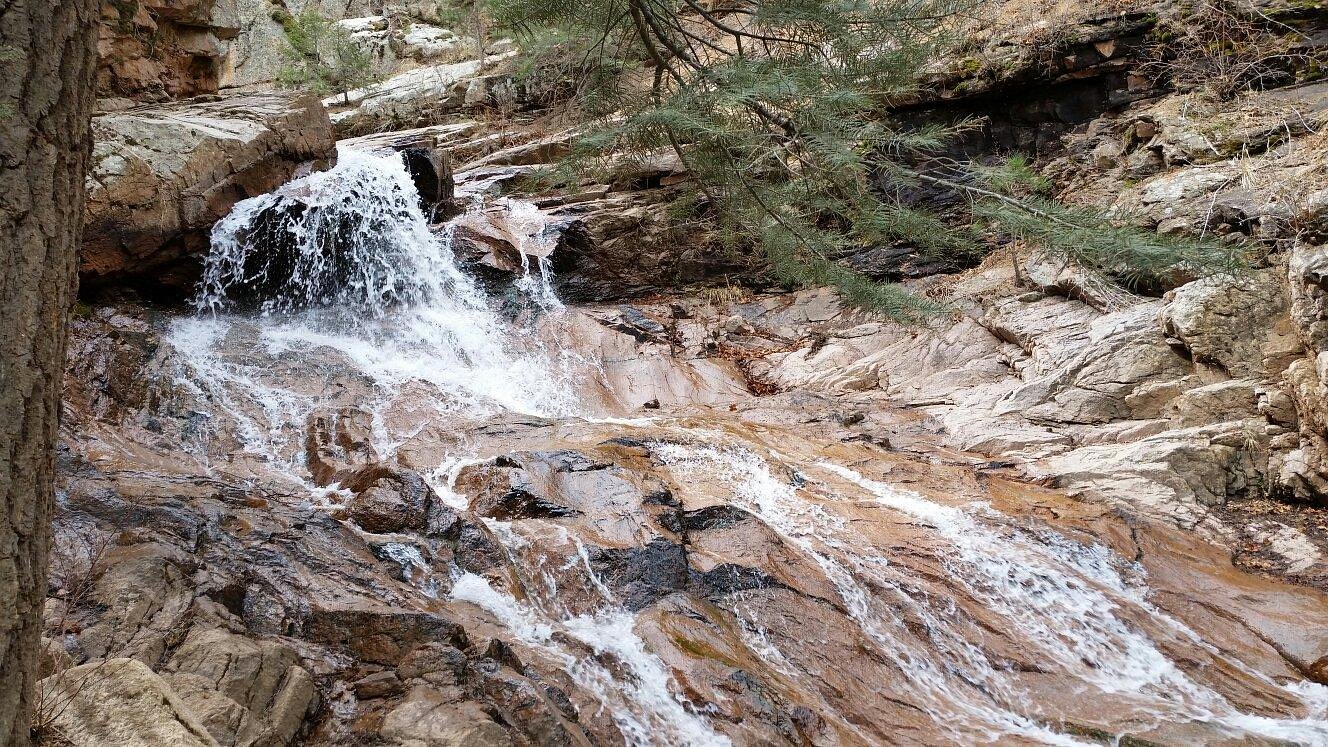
[0,0,99,741]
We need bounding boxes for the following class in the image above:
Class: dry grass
[979,0,1150,42]
[32,533,116,744]
[1141,0,1309,100]
[698,279,753,307]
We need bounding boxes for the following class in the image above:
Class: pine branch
[494,0,1243,323]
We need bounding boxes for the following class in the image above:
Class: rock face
[326,52,518,137]
[38,659,219,746]
[164,628,318,745]
[96,0,240,101]
[222,4,498,91]
[82,92,335,297]
[93,0,490,99]
[1047,82,1328,240]
[50,294,1328,744]
[57,0,1328,743]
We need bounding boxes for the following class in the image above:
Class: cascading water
[151,142,1328,746]
[197,149,463,316]
[430,459,731,747]
[653,438,1328,744]
[166,148,730,744]
[168,147,585,478]
[492,196,565,312]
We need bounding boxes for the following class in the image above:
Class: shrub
[490,0,1246,318]
[277,9,380,104]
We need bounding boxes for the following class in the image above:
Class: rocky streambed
[43,143,1328,746]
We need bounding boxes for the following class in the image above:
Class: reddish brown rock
[81,92,335,297]
[340,465,439,534]
[306,408,379,487]
[96,0,240,101]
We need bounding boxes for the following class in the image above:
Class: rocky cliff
[46,1,1328,745]
[94,0,502,102]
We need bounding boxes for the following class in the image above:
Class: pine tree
[277,10,380,104]
[490,0,1247,318]
[0,0,98,741]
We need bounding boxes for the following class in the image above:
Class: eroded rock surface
[56,0,1328,743]
[83,92,335,297]
[48,269,1328,745]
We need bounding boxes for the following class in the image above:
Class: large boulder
[1161,269,1300,379]
[379,688,512,747]
[342,466,437,534]
[82,92,335,297]
[37,658,219,747]
[164,627,319,745]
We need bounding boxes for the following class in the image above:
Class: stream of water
[169,147,584,474]
[161,146,1328,745]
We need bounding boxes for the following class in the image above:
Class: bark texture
[0,0,99,741]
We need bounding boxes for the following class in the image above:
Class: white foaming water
[653,442,1081,745]
[656,442,1328,744]
[150,141,1328,745]
[378,542,440,598]
[451,569,731,747]
[198,148,469,316]
[823,464,1328,744]
[431,454,727,744]
[166,148,585,472]
[425,457,488,511]
[493,197,564,312]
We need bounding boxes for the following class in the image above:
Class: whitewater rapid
[158,145,1328,746]
[168,147,586,471]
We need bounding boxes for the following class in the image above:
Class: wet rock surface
[57,0,1328,743]
[82,93,335,299]
[50,275,1328,744]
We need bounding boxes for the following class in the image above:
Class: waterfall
[166,151,731,743]
[197,148,471,316]
[654,439,1328,744]
[493,196,565,312]
[149,143,1328,746]
[167,147,585,475]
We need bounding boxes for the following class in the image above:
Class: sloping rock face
[38,659,220,746]
[47,296,1328,745]
[55,0,1328,743]
[82,92,335,298]
[750,273,1300,541]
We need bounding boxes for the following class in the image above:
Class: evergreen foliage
[489,0,1248,318]
[277,10,379,103]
